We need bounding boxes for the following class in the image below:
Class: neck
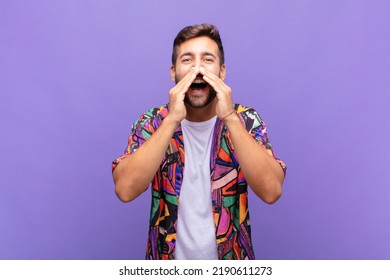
[185,99,217,122]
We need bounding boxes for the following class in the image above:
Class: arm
[113,67,198,202]
[201,67,285,204]
[113,117,178,202]
[223,113,285,204]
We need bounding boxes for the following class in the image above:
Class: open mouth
[190,76,208,90]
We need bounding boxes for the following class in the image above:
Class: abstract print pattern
[112,104,286,260]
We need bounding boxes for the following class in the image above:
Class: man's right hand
[114,67,199,202]
[167,66,198,124]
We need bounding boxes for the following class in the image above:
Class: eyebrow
[179,51,217,58]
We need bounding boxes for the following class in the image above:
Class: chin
[185,92,216,108]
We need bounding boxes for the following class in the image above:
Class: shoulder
[234,103,264,125]
[134,104,169,125]
[140,104,168,119]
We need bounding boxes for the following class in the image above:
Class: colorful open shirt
[112,103,286,259]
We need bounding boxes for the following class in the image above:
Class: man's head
[170,24,226,109]
[172,23,225,67]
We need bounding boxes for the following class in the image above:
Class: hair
[171,23,225,66]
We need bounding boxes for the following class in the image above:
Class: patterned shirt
[112,103,286,260]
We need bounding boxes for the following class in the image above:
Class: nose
[193,57,203,68]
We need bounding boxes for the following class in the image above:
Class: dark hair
[172,23,225,66]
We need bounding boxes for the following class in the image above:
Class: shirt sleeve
[243,108,287,175]
[111,110,156,171]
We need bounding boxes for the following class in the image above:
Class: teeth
[193,79,205,84]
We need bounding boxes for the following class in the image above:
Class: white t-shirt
[175,116,218,260]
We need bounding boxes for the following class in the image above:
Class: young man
[112,24,286,260]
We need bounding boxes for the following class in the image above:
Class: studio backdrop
[1,0,389,259]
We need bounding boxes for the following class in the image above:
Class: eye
[204,57,215,63]
[182,57,192,63]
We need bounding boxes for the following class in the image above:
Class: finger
[181,66,201,85]
[200,67,226,92]
[199,66,220,81]
[173,67,199,95]
[170,72,193,99]
[202,73,228,95]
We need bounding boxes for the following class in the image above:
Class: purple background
[1,1,389,260]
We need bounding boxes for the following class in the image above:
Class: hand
[200,67,234,120]
[167,67,199,124]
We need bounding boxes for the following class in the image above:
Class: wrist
[163,114,182,129]
[221,110,237,122]
[222,112,240,128]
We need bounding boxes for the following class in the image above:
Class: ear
[170,65,176,82]
[220,64,226,81]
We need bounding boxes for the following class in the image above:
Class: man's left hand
[200,67,234,119]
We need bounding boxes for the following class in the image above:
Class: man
[112,24,286,260]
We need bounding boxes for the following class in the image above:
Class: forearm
[224,114,284,204]
[113,65,197,202]
[113,116,179,202]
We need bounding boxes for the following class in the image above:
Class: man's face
[171,36,226,108]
